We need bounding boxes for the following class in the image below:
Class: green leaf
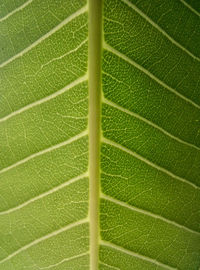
[0,0,200,269]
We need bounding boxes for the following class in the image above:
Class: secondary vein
[0,219,88,264]
[0,5,87,68]
[103,97,200,151]
[101,193,200,235]
[0,130,87,174]
[104,42,200,110]
[0,0,33,23]
[121,0,200,61]
[102,137,200,190]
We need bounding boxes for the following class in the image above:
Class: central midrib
[88,0,102,269]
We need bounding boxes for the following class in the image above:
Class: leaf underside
[0,0,200,269]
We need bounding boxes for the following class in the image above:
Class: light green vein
[0,130,87,174]
[121,0,200,61]
[40,252,89,269]
[104,42,200,109]
[0,173,88,215]
[101,193,200,235]
[99,262,120,270]
[179,0,200,17]
[35,38,88,74]
[0,5,87,68]
[100,241,176,270]
[0,75,87,123]
[102,138,200,190]
[0,0,33,22]
[103,97,200,151]
[0,218,88,264]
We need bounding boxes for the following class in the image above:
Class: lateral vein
[0,173,88,215]
[0,5,87,68]
[99,261,120,270]
[0,0,33,22]
[101,193,200,235]
[104,42,200,110]
[0,130,88,174]
[0,75,87,123]
[103,97,200,151]
[121,0,200,61]
[102,137,200,190]
[179,0,200,17]
[0,219,88,264]
[101,241,177,270]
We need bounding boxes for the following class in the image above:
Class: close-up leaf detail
[0,0,200,269]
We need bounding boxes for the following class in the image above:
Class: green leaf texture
[0,0,200,269]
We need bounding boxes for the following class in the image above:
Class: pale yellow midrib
[88,0,102,269]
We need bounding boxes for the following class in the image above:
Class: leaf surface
[0,0,200,269]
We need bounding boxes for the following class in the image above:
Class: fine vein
[40,252,89,269]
